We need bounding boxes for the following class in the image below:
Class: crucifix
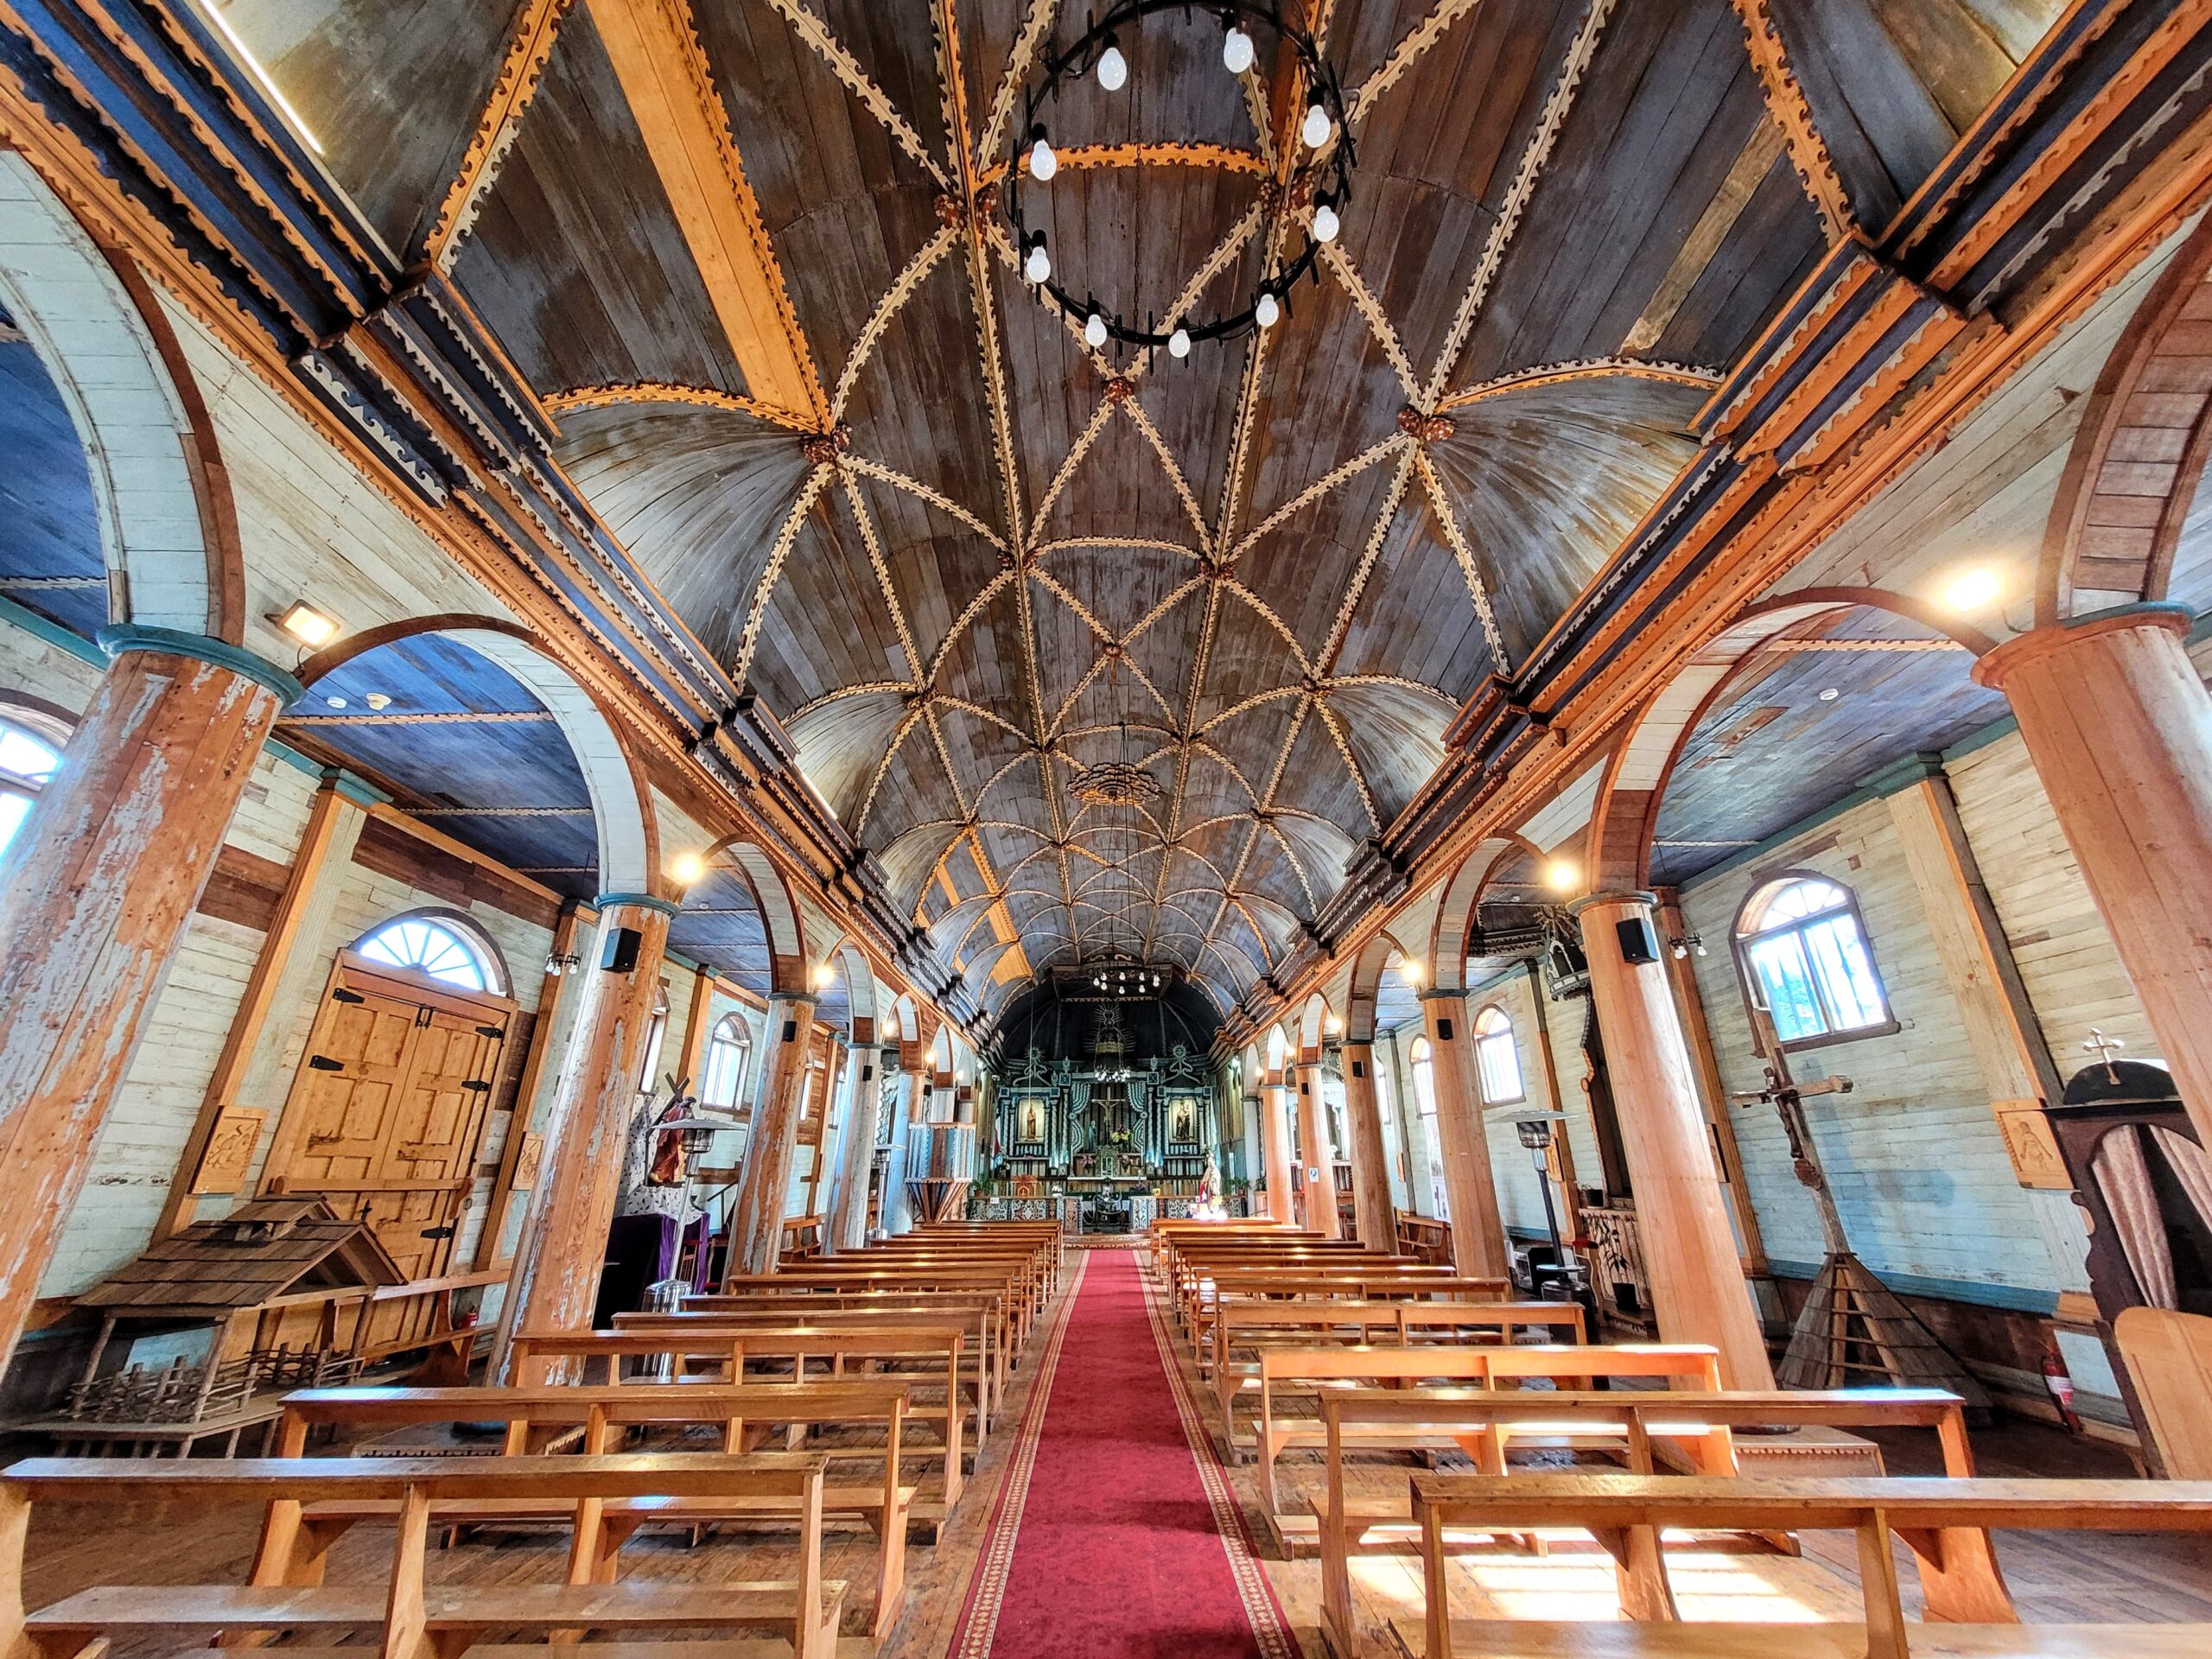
[2082,1027,2126,1085]
[1730,1003,1854,1255]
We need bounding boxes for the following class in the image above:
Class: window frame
[0,702,69,864]
[1408,1034,1448,1220]
[1732,869,1898,1054]
[700,1013,753,1113]
[351,907,509,996]
[1471,1002,1526,1106]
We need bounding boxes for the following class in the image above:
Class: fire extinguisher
[2042,1350,2080,1433]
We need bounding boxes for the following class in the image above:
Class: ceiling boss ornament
[1006,3,1356,354]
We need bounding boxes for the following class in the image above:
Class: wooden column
[726,993,817,1274]
[825,1041,882,1252]
[1521,963,1586,1255]
[1976,606,2212,1145]
[1292,1064,1343,1238]
[1575,892,1773,1388]
[0,628,295,1374]
[494,895,671,1373]
[474,902,581,1271]
[1420,992,1511,1281]
[1338,1042,1396,1251]
[1261,1077,1297,1224]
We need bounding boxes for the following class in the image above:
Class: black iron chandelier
[1005,2,1357,354]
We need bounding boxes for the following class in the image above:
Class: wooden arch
[294,613,661,896]
[0,153,240,639]
[1584,587,1995,892]
[891,993,919,1046]
[1343,926,1421,1044]
[1294,990,1332,1064]
[1427,833,1544,995]
[818,932,878,1043]
[2040,212,2212,624]
[695,833,810,995]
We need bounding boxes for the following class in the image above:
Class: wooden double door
[266,957,514,1282]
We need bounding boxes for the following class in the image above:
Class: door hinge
[307,1055,345,1071]
[418,1225,456,1240]
[475,1024,505,1039]
[330,988,365,1004]
[461,1079,492,1093]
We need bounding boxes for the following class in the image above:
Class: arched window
[702,1014,753,1110]
[1736,874,1892,1046]
[1473,1005,1523,1104]
[355,912,503,994]
[1408,1035,1447,1220]
[0,714,64,861]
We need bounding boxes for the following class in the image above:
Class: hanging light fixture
[1254,287,1281,328]
[1168,326,1192,359]
[1084,310,1109,349]
[1312,196,1340,244]
[1222,16,1255,73]
[1096,33,1128,90]
[1301,98,1332,149]
[1024,232,1052,284]
[1026,123,1058,181]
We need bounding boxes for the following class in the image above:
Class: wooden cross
[2082,1027,2125,1084]
[1732,1003,1854,1254]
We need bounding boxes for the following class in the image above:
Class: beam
[424,0,572,271]
[586,0,828,426]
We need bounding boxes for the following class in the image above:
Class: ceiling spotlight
[273,600,340,648]
[1222,17,1255,74]
[1096,34,1127,91]
[1026,124,1057,181]
[1312,199,1340,244]
[1942,566,2002,613]
[323,695,347,709]
[1817,686,1840,702]
[670,852,705,886]
[1255,289,1281,329]
[1543,856,1580,894]
[1024,232,1052,285]
[1168,326,1192,359]
[1301,99,1332,149]
[1084,310,1109,350]
[363,691,392,711]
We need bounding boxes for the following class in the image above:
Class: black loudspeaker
[601,926,642,974]
[861,1065,874,1081]
[1617,915,1660,964]
[1436,1017,1453,1041]
[1351,1059,1366,1079]
[781,1020,798,1042]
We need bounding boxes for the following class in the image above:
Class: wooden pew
[0,1453,848,1659]
[1186,1271,1510,1341]
[1247,1344,1725,1506]
[512,1325,971,1513]
[1204,1294,1585,1386]
[722,1267,1037,1349]
[265,1383,915,1639]
[673,1289,1015,1415]
[1309,1388,1981,1656]
[1397,1473,2212,1659]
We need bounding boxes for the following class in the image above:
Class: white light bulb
[1084,311,1108,349]
[1312,201,1339,244]
[1168,327,1192,359]
[1027,133,1057,181]
[1096,40,1127,92]
[1302,100,1332,149]
[1223,22,1255,74]
[1255,289,1280,328]
[1025,239,1052,284]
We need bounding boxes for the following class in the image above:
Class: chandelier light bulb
[1222,21,1255,74]
[1255,288,1281,328]
[1301,99,1332,149]
[1096,35,1128,92]
[1084,310,1108,349]
[1025,233,1052,284]
[1312,200,1340,244]
[1026,125,1057,181]
[1168,326,1192,359]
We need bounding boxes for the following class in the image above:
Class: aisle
[947,1249,1295,1659]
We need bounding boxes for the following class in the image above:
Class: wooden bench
[0,1453,848,1659]
[265,1383,916,1639]
[511,1326,970,1513]
[1247,1344,1725,1503]
[1395,1473,2212,1659]
[1187,1272,1510,1341]
[722,1267,1037,1349]
[1205,1295,1585,1387]
[666,1290,1015,1416]
[1309,1389,1980,1654]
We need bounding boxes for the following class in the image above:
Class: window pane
[1410,1053,1437,1119]
[0,792,30,860]
[1747,932,1825,1040]
[1477,1032,1522,1103]
[0,727,58,785]
[1804,914,1886,1031]
[358,918,489,990]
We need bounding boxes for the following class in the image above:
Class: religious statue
[1191,1154,1226,1222]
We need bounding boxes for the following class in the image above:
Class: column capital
[97,625,305,706]
[1972,601,2193,690]
[1567,888,1658,918]
[592,890,680,916]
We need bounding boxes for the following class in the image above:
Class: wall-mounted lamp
[1668,933,1707,960]
[544,951,583,977]
[272,601,340,648]
[670,852,706,886]
[812,963,836,992]
[1542,856,1580,894]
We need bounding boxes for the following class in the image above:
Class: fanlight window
[356,916,499,993]
[702,1014,753,1110]
[1737,876,1890,1045]
[0,716,62,861]
[1473,1005,1523,1104]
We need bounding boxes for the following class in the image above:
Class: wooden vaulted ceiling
[225,0,2051,1019]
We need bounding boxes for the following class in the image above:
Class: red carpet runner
[948,1249,1294,1658]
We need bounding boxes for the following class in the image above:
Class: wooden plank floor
[13,1262,2212,1659]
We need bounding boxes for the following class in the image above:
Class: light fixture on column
[1940,565,2003,613]
[273,601,340,648]
[544,950,582,977]
[1542,856,1580,894]
[813,962,836,992]
[1668,932,1707,961]
[670,852,705,886]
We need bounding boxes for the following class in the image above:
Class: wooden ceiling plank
[426,0,574,273]
[587,0,829,426]
[1623,117,1790,353]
